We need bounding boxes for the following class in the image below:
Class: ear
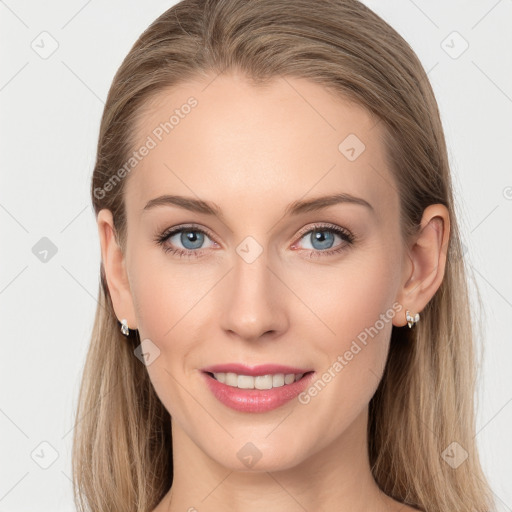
[393,204,451,327]
[97,208,137,330]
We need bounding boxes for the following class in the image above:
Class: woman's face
[111,72,411,471]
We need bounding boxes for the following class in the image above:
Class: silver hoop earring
[405,310,420,328]
[120,318,130,336]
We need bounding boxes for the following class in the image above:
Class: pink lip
[201,369,316,413]
[201,363,312,376]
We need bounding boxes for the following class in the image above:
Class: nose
[219,250,289,342]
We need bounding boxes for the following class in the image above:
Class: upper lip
[201,363,313,377]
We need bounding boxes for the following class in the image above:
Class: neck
[159,407,395,512]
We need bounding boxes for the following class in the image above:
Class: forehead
[124,72,397,222]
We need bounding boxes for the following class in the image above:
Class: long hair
[73,1,495,510]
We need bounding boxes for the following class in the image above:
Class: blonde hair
[73,1,495,511]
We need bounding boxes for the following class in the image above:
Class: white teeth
[212,372,305,389]
[284,373,295,385]
[272,373,284,388]
[256,375,273,390]
[237,375,254,389]
[225,372,237,386]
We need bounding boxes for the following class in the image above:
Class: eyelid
[294,221,351,238]
[156,221,355,257]
[154,223,220,255]
[158,222,352,242]
[160,223,217,242]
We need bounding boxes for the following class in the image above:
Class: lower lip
[202,371,316,413]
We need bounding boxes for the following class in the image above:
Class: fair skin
[98,72,449,512]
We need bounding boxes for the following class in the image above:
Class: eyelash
[154,222,355,259]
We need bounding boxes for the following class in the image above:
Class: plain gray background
[1,1,511,510]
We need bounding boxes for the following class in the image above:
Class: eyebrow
[142,192,374,218]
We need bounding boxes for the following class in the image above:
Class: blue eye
[155,225,215,258]
[155,223,355,259]
[173,230,205,250]
[304,230,336,250]
[294,224,354,258]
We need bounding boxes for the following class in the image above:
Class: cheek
[294,250,399,390]
[128,244,212,340]
[297,249,398,339]
[288,253,400,443]
[126,250,210,418]
[127,249,222,410]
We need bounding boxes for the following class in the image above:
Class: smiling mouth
[205,371,314,390]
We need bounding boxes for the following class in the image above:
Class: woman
[73,0,495,511]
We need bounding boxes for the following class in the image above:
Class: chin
[203,437,310,473]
